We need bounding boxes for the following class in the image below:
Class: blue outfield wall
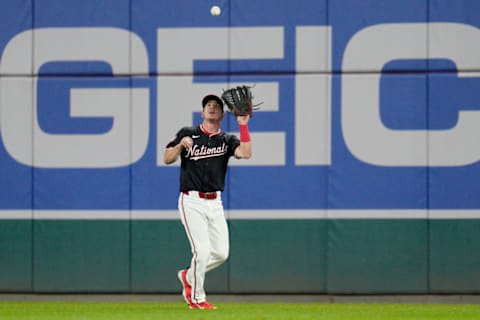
[0,0,480,293]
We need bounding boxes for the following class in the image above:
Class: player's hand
[236,114,250,125]
[180,137,193,150]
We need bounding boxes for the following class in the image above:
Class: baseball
[210,5,221,16]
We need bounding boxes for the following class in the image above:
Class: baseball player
[163,93,252,310]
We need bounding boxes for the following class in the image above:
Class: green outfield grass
[0,301,479,320]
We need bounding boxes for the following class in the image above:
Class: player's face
[203,100,224,120]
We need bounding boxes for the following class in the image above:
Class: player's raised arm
[221,85,259,160]
[234,114,252,159]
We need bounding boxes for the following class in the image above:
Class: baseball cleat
[177,269,194,306]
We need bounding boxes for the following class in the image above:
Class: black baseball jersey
[166,125,241,192]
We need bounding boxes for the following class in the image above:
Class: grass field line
[1,294,480,304]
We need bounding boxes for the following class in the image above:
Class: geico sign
[0,24,479,168]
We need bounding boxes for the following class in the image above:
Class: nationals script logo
[185,143,228,161]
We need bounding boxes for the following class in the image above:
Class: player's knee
[213,245,229,263]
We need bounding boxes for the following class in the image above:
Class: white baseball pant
[178,191,229,303]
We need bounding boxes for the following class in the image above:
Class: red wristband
[239,124,251,142]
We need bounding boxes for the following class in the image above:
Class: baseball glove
[221,85,261,117]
